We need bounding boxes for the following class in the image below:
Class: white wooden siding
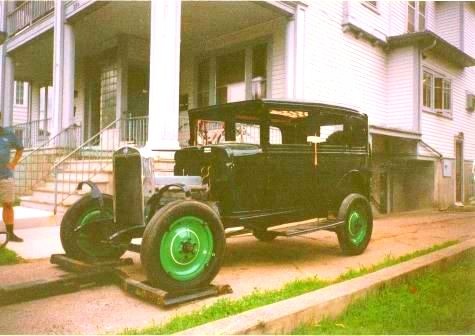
[303,1,388,128]
[386,46,416,131]
[421,56,475,160]
[343,1,389,41]
[388,1,408,36]
[463,4,475,58]
[12,106,28,125]
[435,2,461,48]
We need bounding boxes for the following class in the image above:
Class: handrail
[17,123,79,164]
[51,118,121,171]
[14,123,81,196]
[12,118,52,149]
[52,117,125,214]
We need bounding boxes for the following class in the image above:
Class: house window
[100,63,118,128]
[423,71,433,108]
[15,81,24,105]
[216,50,246,105]
[363,1,379,12]
[197,43,269,107]
[197,61,210,108]
[408,1,426,32]
[422,69,452,116]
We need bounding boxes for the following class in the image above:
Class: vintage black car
[60,100,372,292]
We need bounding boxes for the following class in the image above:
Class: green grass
[0,247,22,265]
[124,240,459,335]
[336,240,458,282]
[293,249,475,334]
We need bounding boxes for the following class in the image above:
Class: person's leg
[1,178,22,242]
[4,202,22,242]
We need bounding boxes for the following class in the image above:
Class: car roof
[188,99,366,120]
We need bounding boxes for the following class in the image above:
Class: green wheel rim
[347,207,368,246]
[160,216,214,281]
[76,207,117,258]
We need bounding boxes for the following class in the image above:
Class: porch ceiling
[10,31,53,83]
[73,1,283,58]
[9,1,285,82]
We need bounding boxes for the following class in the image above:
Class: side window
[235,123,260,144]
[269,126,282,144]
[196,120,225,145]
[320,124,345,144]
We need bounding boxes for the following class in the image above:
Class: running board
[273,219,344,237]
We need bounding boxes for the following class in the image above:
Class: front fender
[77,180,104,208]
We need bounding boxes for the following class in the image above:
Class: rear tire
[60,194,127,261]
[336,193,373,255]
[141,200,225,292]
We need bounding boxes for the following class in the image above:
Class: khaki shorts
[0,178,15,204]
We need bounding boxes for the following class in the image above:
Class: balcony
[7,1,54,37]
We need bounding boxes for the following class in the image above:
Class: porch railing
[7,1,55,36]
[121,115,148,147]
[51,116,148,213]
[12,118,52,149]
[14,123,81,196]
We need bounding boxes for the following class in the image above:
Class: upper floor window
[363,1,379,11]
[423,69,452,116]
[408,1,426,32]
[14,81,25,105]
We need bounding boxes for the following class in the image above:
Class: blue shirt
[0,127,24,180]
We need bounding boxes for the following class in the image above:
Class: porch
[5,1,304,212]
[6,1,303,151]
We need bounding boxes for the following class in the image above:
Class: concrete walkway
[0,208,474,334]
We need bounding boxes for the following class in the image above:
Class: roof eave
[387,31,475,68]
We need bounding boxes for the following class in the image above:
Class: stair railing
[12,118,52,149]
[14,124,81,196]
[51,118,126,214]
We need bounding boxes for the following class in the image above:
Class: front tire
[141,200,225,292]
[336,193,373,255]
[60,194,127,261]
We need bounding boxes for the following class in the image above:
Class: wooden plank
[50,254,133,273]
[0,271,111,306]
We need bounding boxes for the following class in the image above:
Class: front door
[455,140,463,203]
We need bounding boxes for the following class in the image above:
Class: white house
[0,1,473,213]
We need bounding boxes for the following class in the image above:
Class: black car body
[176,100,370,227]
[60,100,373,293]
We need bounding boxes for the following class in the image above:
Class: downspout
[421,39,437,56]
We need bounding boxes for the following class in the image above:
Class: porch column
[31,82,41,120]
[52,0,75,135]
[2,55,14,127]
[147,0,181,152]
[0,0,7,126]
[62,23,75,128]
[52,0,64,135]
[285,4,306,99]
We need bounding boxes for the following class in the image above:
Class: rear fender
[334,170,369,208]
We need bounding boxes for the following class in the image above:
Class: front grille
[113,149,144,227]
